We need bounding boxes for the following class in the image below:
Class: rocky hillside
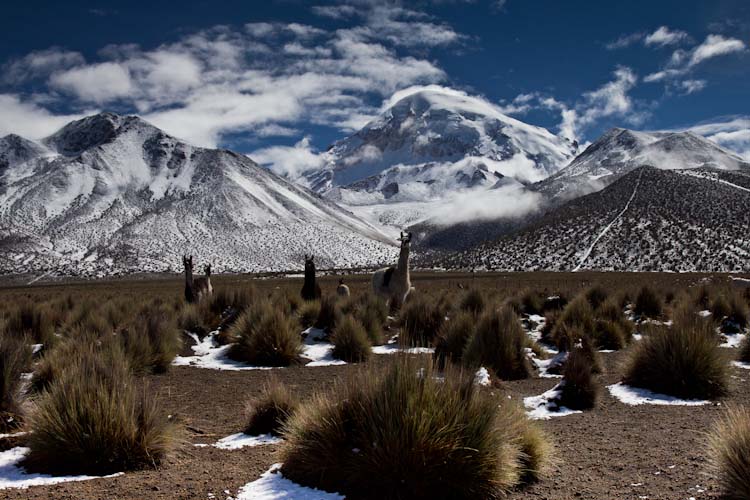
[442,166,750,272]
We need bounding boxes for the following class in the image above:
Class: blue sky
[1,0,749,166]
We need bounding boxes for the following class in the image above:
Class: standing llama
[183,256,213,303]
[301,255,322,301]
[372,232,413,307]
[336,278,350,297]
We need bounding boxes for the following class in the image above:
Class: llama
[301,255,322,301]
[183,256,213,303]
[372,231,413,307]
[336,278,350,297]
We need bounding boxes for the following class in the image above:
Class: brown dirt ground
[0,272,746,500]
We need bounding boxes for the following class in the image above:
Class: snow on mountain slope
[535,127,750,202]
[444,166,750,272]
[0,113,397,276]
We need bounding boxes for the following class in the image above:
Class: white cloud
[431,184,541,225]
[311,5,359,20]
[644,26,688,47]
[677,79,707,95]
[3,5,458,148]
[645,34,746,85]
[578,67,639,126]
[2,48,85,84]
[690,34,746,66]
[606,32,644,50]
[50,62,133,103]
[0,94,93,139]
[680,117,750,160]
[250,136,327,178]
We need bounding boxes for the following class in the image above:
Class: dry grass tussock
[709,406,750,500]
[245,377,299,436]
[280,358,551,499]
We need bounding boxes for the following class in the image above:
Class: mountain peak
[43,112,160,156]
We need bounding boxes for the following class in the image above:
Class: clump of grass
[634,286,662,319]
[558,347,598,410]
[695,285,711,311]
[280,358,551,498]
[549,296,594,350]
[227,303,302,366]
[584,285,608,310]
[520,290,544,316]
[244,378,299,436]
[355,294,388,345]
[4,301,55,345]
[119,308,181,374]
[463,307,532,380]
[23,349,175,475]
[434,311,475,369]
[314,295,341,333]
[592,319,627,351]
[711,295,731,322]
[331,316,371,363]
[623,316,727,399]
[0,336,32,432]
[298,301,320,329]
[177,304,208,338]
[460,289,485,315]
[709,406,750,499]
[738,334,750,363]
[399,294,445,347]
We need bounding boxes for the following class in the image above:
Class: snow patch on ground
[733,361,750,370]
[174,330,347,370]
[474,367,491,386]
[236,463,344,500]
[530,351,566,379]
[720,333,746,348]
[372,342,435,355]
[607,383,710,406]
[524,383,581,420]
[0,447,122,490]
[195,433,283,450]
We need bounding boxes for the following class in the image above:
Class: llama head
[204,264,212,277]
[304,255,315,273]
[182,255,194,272]
[399,231,413,248]
[339,278,345,285]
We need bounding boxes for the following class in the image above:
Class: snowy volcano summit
[0,113,396,277]
[305,86,576,198]
[535,127,750,202]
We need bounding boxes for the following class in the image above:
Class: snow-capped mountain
[0,113,397,276]
[300,86,576,228]
[441,166,750,272]
[535,127,750,202]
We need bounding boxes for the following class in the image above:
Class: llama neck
[395,246,410,282]
[185,268,193,287]
[304,269,315,287]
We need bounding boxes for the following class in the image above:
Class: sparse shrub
[585,286,608,310]
[725,292,749,332]
[558,347,598,410]
[515,409,553,483]
[24,350,174,475]
[592,320,627,350]
[0,336,32,432]
[709,406,750,499]
[463,307,532,380]
[281,358,551,499]
[623,317,727,399]
[695,285,711,310]
[356,294,388,345]
[540,309,560,346]
[177,304,208,337]
[209,285,256,318]
[434,311,475,368]
[634,286,662,319]
[520,290,544,316]
[119,309,180,374]
[738,334,750,363]
[331,316,371,363]
[399,294,445,347]
[298,300,320,329]
[228,304,302,366]
[314,295,341,333]
[460,289,485,315]
[541,294,567,312]
[245,378,299,436]
[4,301,55,345]
[550,297,594,350]
[711,295,731,322]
